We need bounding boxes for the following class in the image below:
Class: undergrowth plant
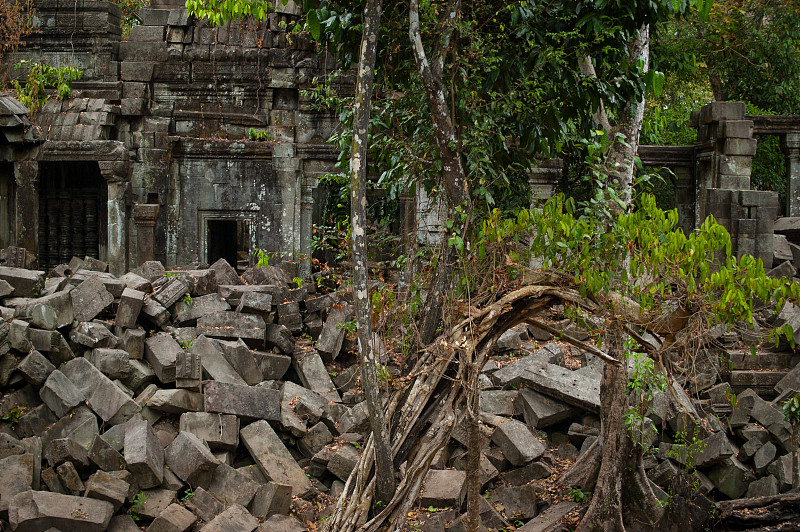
[11,60,82,114]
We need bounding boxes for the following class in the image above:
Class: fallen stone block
[141,296,170,329]
[294,346,341,403]
[709,456,755,499]
[517,500,577,532]
[199,504,258,532]
[164,431,219,489]
[327,443,360,482]
[125,419,164,489]
[56,461,84,495]
[206,463,259,507]
[152,277,189,308]
[517,362,600,412]
[265,323,294,353]
[147,389,204,414]
[746,475,780,498]
[491,343,564,387]
[253,350,292,380]
[16,350,56,386]
[123,271,153,292]
[145,332,183,384]
[147,503,197,532]
[44,437,90,472]
[479,390,518,417]
[251,481,292,518]
[491,418,545,467]
[489,483,538,520]
[191,334,247,385]
[88,433,126,472]
[9,490,114,532]
[0,453,34,512]
[116,287,145,328]
[204,381,280,422]
[337,402,370,435]
[86,348,132,381]
[124,359,156,392]
[315,304,352,361]
[298,422,333,458]
[122,328,146,360]
[209,259,242,286]
[30,328,74,365]
[196,311,266,347]
[236,291,272,315]
[240,420,313,497]
[61,357,140,425]
[420,469,467,508]
[41,405,98,450]
[218,338,263,385]
[138,488,178,521]
[71,276,115,322]
[27,291,74,329]
[0,265,44,297]
[184,486,225,522]
[258,514,306,531]
[172,293,230,326]
[69,321,118,349]
[179,412,239,451]
[84,470,130,511]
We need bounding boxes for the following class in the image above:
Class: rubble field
[0,255,799,531]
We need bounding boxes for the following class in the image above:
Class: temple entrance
[205,217,252,271]
[38,162,105,270]
[0,163,13,249]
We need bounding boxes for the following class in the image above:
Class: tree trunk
[576,325,663,532]
[408,0,472,349]
[793,424,800,490]
[350,0,395,506]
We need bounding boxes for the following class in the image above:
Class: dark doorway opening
[38,162,105,270]
[207,220,237,268]
[0,163,14,249]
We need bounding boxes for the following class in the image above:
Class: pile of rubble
[1,253,800,532]
[0,256,374,532]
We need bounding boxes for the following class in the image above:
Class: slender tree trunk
[408,0,471,348]
[350,0,395,506]
[577,324,663,532]
[793,424,800,490]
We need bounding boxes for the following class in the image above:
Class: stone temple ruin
[1,0,342,276]
[3,1,800,531]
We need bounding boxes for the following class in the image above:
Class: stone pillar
[299,174,315,279]
[13,160,38,257]
[133,204,160,265]
[107,181,130,276]
[528,158,562,208]
[781,132,800,217]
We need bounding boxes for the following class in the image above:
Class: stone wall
[2,0,344,274]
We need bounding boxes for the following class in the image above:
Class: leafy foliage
[11,61,83,114]
[184,0,283,26]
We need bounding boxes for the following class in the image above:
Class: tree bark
[576,324,663,532]
[350,0,395,506]
[408,0,472,349]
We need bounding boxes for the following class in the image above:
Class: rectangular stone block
[191,335,246,385]
[294,347,341,403]
[180,412,239,451]
[61,357,140,425]
[724,138,757,156]
[129,24,165,41]
[176,350,202,391]
[145,332,182,384]
[203,381,280,421]
[722,120,754,139]
[719,155,753,177]
[0,266,44,297]
[240,420,313,497]
[124,419,164,489]
[152,277,189,308]
[196,311,266,347]
[120,62,155,82]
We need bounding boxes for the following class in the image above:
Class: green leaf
[307,10,321,42]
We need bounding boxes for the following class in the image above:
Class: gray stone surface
[0,266,44,297]
[84,470,130,511]
[257,515,306,532]
[87,348,131,380]
[251,481,292,518]
[0,453,34,511]
[315,304,352,361]
[147,503,196,532]
[184,487,225,522]
[125,419,164,489]
[71,277,115,322]
[41,405,98,449]
[116,287,145,328]
[61,357,140,425]
[88,433,126,472]
[199,504,258,532]
[240,420,313,497]
[172,293,230,326]
[746,474,779,498]
[327,443,360,482]
[709,456,755,499]
[147,389,204,414]
[491,418,546,466]
[217,338,263,385]
[294,347,341,403]
[164,431,219,488]
[203,381,280,421]
[196,311,266,346]
[206,463,259,507]
[145,332,183,384]
[420,469,467,508]
[16,350,56,386]
[517,387,579,429]
[179,412,239,451]
[192,335,247,385]
[253,350,292,380]
[8,490,114,532]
